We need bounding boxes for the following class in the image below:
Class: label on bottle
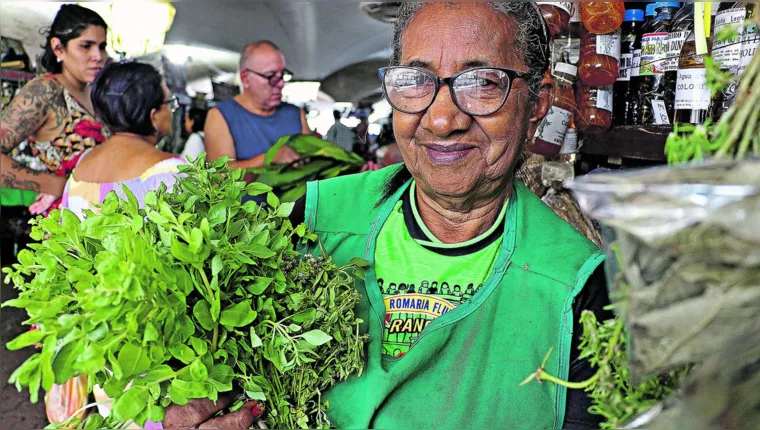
[651,100,670,125]
[618,53,633,81]
[537,2,573,14]
[665,30,689,72]
[570,2,581,22]
[713,7,746,69]
[738,23,759,75]
[534,106,572,147]
[560,128,577,154]
[631,49,642,77]
[640,32,669,75]
[596,30,622,59]
[675,68,710,110]
[596,86,613,112]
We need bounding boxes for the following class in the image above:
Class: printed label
[675,68,710,110]
[560,128,577,154]
[537,2,574,14]
[631,49,642,77]
[570,2,581,22]
[665,30,689,72]
[651,100,670,125]
[596,86,613,112]
[534,106,572,147]
[640,32,669,75]
[597,30,622,59]
[618,53,633,81]
[738,24,759,75]
[713,8,746,69]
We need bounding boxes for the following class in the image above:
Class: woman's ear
[150,107,161,134]
[526,71,554,141]
[51,37,64,60]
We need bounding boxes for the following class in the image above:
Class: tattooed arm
[0,77,69,194]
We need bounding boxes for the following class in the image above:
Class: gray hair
[239,40,281,69]
[390,2,550,101]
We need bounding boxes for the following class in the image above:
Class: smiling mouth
[422,143,477,165]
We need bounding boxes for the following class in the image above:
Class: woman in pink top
[61,62,185,219]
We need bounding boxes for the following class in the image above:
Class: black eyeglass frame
[378,66,531,116]
[244,67,294,86]
[162,95,179,113]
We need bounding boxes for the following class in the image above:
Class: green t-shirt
[374,182,507,358]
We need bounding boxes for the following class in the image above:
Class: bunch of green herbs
[2,156,367,429]
[250,134,365,202]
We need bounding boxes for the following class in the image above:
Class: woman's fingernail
[245,401,265,417]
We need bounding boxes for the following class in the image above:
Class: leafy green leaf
[300,330,332,346]
[193,301,217,330]
[7,329,45,350]
[220,301,257,327]
[251,327,263,348]
[118,343,152,378]
[112,385,149,422]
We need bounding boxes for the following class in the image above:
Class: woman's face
[56,25,107,84]
[153,83,174,139]
[393,4,546,203]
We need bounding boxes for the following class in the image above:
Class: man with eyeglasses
[205,40,311,179]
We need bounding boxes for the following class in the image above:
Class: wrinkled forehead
[399,4,524,70]
[245,47,286,71]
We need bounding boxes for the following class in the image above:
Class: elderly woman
[164,3,608,429]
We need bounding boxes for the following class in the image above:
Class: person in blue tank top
[204,40,311,172]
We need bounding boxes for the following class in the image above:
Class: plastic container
[537,2,574,37]
[579,27,621,87]
[738,4,758,77]
[552,6,583,68]
[674,31,713,124]
[580,2,626,35]
[528,63,576,157]
[637,2,681,125]
[614,9,644,125]
[628,4,658,125]
[576,82,613,134]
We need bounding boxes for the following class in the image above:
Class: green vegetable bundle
[2,157,367,429]
[250,134,365,202]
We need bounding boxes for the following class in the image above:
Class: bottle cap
[656,2,681,11]
[645,4,657,17]
[554,62,577,77]
[624,9,645,22]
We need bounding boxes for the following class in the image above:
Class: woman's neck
[110,132,159,147]
[56,70,88,93]
[415,179,512,244]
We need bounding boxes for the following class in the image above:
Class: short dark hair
[40,4,108,73]
[188,107,208,133]
[91,62,165,136]
[333,110,342,120]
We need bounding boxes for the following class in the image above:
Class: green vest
[303,166,603,429]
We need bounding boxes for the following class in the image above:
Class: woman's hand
[28,193,58,215]
[162,395,265,429]
[360,161,382,172]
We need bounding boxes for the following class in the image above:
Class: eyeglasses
[244,67,294,86]
[163,96,179,113]
[379,66,530,116]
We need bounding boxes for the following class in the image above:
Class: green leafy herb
[3,156,367,429]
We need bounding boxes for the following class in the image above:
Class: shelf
[580,125,672,162]
[0,68,35,83]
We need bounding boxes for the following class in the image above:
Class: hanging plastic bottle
[628,4,658,125]
[538,2,574,37]
[578,27,621,87]
[674,31,713,124]
[738,4,758,77]
[580,2,626,35]
[637,2,681,125]
[710,2,748,121]
[576,82,613,134]
[528,63,576,157]
[552,5,582,68]
[614,9,644,125]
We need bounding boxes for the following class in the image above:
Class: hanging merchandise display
[528,63,576,157]
[674,31,713,124]
[628,3,659,124]
[552,6,582,68]
[614,9,645,125]
[576,83,614,133]
[537,2,574,36]
[580,2,626,34]
[637,2,681,125]
[579,27,622,87]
